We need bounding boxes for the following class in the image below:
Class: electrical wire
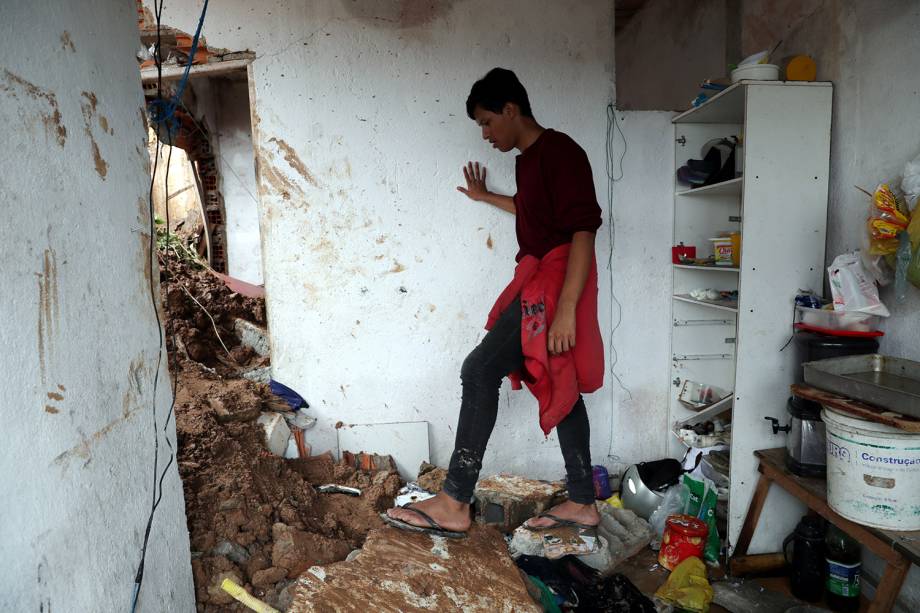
[605,103,632,459]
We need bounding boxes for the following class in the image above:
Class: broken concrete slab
[235,318,270,356]
[258,412,291,456]
[474,474,566,533]
[288,526,541,612]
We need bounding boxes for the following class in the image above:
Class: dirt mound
[163,260,402,611]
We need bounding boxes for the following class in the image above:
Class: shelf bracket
[676,135,687,146]
[673,353,733,361]
[674,319,735,327]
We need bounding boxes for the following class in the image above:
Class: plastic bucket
[822,406,920,530]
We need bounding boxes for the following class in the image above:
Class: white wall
[151,0,617,480]
[214,77,263,285]
[0,1,194,611]
[608,111,675,468]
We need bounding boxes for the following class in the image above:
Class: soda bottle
[825,524,861,611]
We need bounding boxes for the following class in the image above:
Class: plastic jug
[783,516,826,602]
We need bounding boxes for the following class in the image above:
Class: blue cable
[147,0,210,138]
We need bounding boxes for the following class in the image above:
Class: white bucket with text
[823,406,920,531]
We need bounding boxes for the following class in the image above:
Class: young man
[385,67,604,537]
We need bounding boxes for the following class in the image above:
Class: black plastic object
[783,515,827,602]
[788,395,822,420]
[794,332,880,363]
[636,458,685,492]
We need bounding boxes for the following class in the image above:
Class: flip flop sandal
[380,503,468,539]
[523,512,599,532]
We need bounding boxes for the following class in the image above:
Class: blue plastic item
[269,379,308,410]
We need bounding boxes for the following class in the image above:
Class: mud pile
[162,260,401,611]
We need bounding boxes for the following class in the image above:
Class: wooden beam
[732,473,772,557]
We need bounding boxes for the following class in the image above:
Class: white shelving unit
[668,81,832,554]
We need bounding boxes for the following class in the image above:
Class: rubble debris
[289,526,542,612]
[395,482,437,507]
[164,259,402,611]
[341,450,398,473]
[474,474,566,533]
[417,461,448,493]
[258,412,291,457]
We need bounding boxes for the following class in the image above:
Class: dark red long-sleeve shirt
[513,129,603,261]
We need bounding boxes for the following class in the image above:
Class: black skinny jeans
[441,297,595,505]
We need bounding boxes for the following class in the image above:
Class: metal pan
[803,354,920,419]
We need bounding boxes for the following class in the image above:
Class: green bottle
[825,524,861,612]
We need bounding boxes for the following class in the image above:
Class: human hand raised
[457,162,490,202]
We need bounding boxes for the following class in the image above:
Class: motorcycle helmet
[620,459,685,519]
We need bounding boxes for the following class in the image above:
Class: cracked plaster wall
[146,0,624,481]
[0,1,194,611]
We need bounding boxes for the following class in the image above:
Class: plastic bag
[828,252,890,316]
[654,557,714,613]
[681,469,720,564]
[895,231,913,303]
[867,184,910,255]
[648,483,688,550]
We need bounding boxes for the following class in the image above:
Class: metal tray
[803,354,920,419]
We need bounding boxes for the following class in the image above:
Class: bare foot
[524,500,600,529]
[386,492,472,533]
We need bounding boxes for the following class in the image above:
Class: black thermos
[783,515,826,602]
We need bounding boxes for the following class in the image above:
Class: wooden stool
[733,448,918,612]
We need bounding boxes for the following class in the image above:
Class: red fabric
[513,129,603,262]
[487,243,604,435]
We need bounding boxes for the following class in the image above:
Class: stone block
[258,412,291,456]
[234,318,271,356]
[473,474,566,533]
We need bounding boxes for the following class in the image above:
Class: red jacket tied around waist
[486,243,605,435]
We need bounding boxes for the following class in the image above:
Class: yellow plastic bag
[654,557,714,613]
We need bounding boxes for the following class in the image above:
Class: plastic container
[794,306,880,333]
[658,514,709,570]
[822,406,920,530]
[709,238,734,267]
[729,232,741,267]
[825,523,861,612]
[593,465,612,500]
[672,243,696,264]
[793,332,880,364]
[731,63,780,83]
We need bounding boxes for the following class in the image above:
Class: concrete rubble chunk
[473,474,566,533]
[271,523,352,579]
[234,318,271,356]
[258,412,291,456]
[508,504,653,576]
[417,461,448,493]
[289,526,541,612]
[251,566,288,588]
[211,539,251,565]
[242,365,271,384]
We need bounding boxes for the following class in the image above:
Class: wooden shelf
[673,264,740,273]
[676,177,743,197]
[673,294,739,313]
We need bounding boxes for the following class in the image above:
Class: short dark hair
[465,68,533,120]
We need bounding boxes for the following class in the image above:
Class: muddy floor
[162,259,402,611]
